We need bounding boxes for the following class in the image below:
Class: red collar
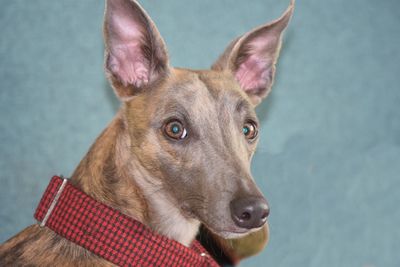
[34,176,219,267]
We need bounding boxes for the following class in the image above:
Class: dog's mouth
[210,225,265,239]
[199,217,267,239]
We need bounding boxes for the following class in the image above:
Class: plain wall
[1,0,399,266]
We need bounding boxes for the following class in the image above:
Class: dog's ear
[212,0,294,106]
[104,0,169,100]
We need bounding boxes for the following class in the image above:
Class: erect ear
[212,0,294,106]
[104,0,170,100]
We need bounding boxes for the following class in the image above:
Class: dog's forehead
[166,68,250,108]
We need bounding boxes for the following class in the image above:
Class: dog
[0,0,294,265]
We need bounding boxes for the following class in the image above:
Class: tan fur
[0,225,113,266]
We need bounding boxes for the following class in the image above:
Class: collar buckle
[39,177,68,227]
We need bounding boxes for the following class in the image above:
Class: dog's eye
[243,121,258,140]
[164,120,187,140]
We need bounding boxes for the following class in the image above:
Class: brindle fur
[0,0,294,265]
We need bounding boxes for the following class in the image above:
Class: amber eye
[164,120,188,140]
[242,121,258,140]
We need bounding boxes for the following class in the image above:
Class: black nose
[230,197,269,229]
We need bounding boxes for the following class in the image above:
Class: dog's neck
[70,111,200,246]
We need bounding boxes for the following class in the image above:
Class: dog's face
[104,0,293,238]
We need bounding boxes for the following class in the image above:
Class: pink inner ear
[108,43,150,88]
[106,6,151,87]
[235,54,272,94]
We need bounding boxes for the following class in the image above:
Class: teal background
[1,0,399,266]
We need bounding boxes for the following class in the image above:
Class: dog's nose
[230,197,269,229]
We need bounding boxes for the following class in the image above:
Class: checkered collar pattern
[34,176,219,267]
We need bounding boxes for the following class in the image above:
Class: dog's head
[104,0,293,239]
